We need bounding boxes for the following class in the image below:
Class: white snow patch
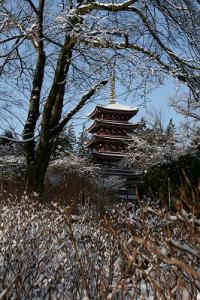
[105,103,138,111]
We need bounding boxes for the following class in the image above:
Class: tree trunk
[25,141,52,195]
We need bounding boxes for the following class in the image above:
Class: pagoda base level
[93,152,124,162]
[102,168,142,202]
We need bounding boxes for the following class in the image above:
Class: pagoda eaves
[86,119,138,133]
[85,133,131,149]
[87,104,138,120]
[85,100,138,164]
[93,150,125,160]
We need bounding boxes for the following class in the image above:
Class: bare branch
[25,0,39,14]
[0,34,25,45]
[77,0,139,14]
[51,79,108,136]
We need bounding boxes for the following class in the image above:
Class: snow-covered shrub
[0,196,131,299]
[0,194,200,299]
[0,154,25,186]
[47,154,125,209]
[125,130,181,172]
[0,152,127,209]
[48,154,100,179]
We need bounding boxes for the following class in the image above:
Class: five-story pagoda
[85,75,139,168]
[85,75,141,200]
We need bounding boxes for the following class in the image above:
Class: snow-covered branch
[78,0,138,14]
[124,120,183,171]
[51,79,108,137]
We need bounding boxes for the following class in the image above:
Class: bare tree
[0,0,200,193]
[170,94,200,140]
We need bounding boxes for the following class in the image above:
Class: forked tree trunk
[24,78,108,195]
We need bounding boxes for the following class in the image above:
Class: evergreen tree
[190,127,200,152]
[164,119,177,159]
[77,124,90,157]
[165,119,176,138]
[51,123,76,158]
[0,129,14,146]
[51,130,70,158]
[136,117,147,133]
[125,118,181,171]
[0,129,23,156]
[66,123,77,152]
[151,114,164,135]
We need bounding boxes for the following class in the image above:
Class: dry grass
[0,184,200,299]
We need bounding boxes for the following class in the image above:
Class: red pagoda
[85,75,141,200]
[86,74,138,165]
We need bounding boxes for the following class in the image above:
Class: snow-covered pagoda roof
[105,103,138,111]
[87,102,138,119]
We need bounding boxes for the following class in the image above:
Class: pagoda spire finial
[109,71,116,104]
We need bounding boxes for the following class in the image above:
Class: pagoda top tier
[87,102,138,120]
[106,103,138,111]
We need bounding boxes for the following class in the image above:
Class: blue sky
[0,74,183,137]
[137,77,182,125]
[72,76,183,135]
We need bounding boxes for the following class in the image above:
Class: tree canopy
[0,0,199,193]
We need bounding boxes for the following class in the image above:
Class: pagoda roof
[93,150,125,160]
[85,134,131,148]
[105,103,137,111]
[86,119,138,133]
[87,103,138,119]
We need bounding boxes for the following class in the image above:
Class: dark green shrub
[143,152,200,209]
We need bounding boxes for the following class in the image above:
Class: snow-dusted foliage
[0,195,200,299]
[190,128,200,152]
[0,150,25,182]
[125,119,184,171]
[48,154,99,179]
[47,153,127,205]
[97,175,126,192]
[0,150,125,205]
[0,132,24,180]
